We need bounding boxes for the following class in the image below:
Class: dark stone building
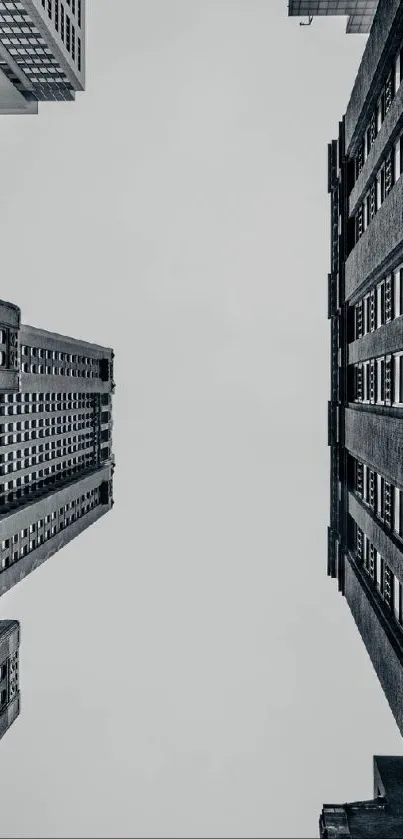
[325,0,403,741]
[0,620,20,741]
[320,757,403,838]
[0,298,114,596]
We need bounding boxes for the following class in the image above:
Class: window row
[0,419,93,445]
[0,411,92,430]
[352,352,403,405]
[0,439,94,475]
[0,453,97,507]
[354,265,403,339]
[355,138,400,242]
[0,431,93,461]
[355,43,403,181]
[0,391,93,403]
[354,460,399,533]
[355,525,403,627]
[0,487,100,570]
[21,346,98,366]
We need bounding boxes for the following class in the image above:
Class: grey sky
[0,2,400,837]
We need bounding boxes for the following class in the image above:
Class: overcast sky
[0,2,401,838]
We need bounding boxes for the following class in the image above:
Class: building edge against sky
[0,621,19,743]
[0,0,85,115]
[0,297,114,597]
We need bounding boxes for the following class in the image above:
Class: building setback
[0,0,85,115]
[0,620,20,741]
[0,298,114,596]
[288,0,379,34]
[320,757,403,838]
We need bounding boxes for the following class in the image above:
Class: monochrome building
[320,757,403,838]
[288,1,378,34]
[326,0,403,738]
[0,0,85,115]
[0,298,114,596]
[0,620,20,741]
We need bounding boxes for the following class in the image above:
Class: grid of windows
[354,457,403,536]
[351,351,403,405]
[355,524,403,629]
[354,266,403,339]
[20,345,100,377]
[0,485,100,572]
[355,141,397,243]
[354,43,402,181]
[0,0,77,101]
[0,391,98,506]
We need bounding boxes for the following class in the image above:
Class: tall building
[0,0,85,115]
[288,1,378,34]
[327,0,403,738]
[319,757,403,838]
[0,298,114,597]
[0,620,20,741]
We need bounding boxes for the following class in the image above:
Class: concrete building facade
[0,298,114,596]
[0,0,85,114]
[328,0,403,738]
[0,620,20,741]
[320,757,403,838]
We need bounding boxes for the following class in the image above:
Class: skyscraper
[326,0,403,740]
[288,1,378,34]
[0,0,85,115]
[0,620,20,741]
[0,298,114,597]
[320,757,403,838]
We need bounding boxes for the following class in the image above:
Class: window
[395,136,401,183]
[377,281,385,327]
[377,473,385,519]
[376,550,383,593]
[394,266,403,318]
[376,357,385,404]
[394,575,403,624]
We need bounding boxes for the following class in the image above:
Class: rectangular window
[78,36,81,71]
[384,564,393,609]
[385,274,394,322]
[363,295,370,334]
[363,464,368,502]
[385,481,393,528]
[395,267,403,317]
[369,543,376,579]
[369,358,376,403]
[369,470,376,510]
[78,0,81,27]
[355,301,363,339]
[55,0,59,30]
[377,281,385,327]
[395,136,401,183]
[377,473,385,519]
[376,357,385,404]
[66,14,71,52]
[61,3,65,41]
[396,49,401,92]
[376,551,383,593]
[394,486,400,534]
[394,354,402,404]
[394,575,402,623]
[385,355,393,404]
[356,461,363,495]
